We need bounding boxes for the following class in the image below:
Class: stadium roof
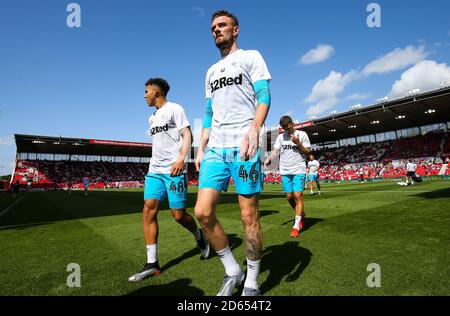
[272,86,450,144]
[14,134,152,157]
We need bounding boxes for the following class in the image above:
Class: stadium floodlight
[32,140,45,144]
[348,125,357,128]
[310,115,317,120]
[375,96,389,104]
[329,110,338,115]
[370,120,380,124]
[395,115,406,120]
[329,129,336,132]
[312,132,319,136]
[424,109,436,114]
[405,88,421,96]
[441,81,450,88]
[53,142,60,145]
[351,104,362,110]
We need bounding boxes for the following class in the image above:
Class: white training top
[273,130,311,175]
[148,102,190,174]
[308,160,320,175]
[406,162,417,172]
[205,49,271,148]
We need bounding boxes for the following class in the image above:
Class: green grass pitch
[0,179,449,296]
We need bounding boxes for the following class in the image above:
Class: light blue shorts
[144,173,187,209]
[199,147,263,195]
[282,174,306,193]
[308,174,319,182]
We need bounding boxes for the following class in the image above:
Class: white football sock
[294,215,302,229]
[146,244,158,264]
[244,258,261,290]
[217,246,240,276]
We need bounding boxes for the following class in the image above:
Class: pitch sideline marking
[0,194,26,219]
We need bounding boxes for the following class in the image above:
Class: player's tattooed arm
[291,135,311,155]
[264,148,279,167]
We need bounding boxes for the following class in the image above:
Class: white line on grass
[0,194,26,219]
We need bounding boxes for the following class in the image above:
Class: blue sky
[1,0,450,175]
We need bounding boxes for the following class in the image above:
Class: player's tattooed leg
[245,222,263,261]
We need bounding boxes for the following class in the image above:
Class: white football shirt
[406,162,417,172]
[273,130,311,175]
[205,49,271,148]
[308,160,320,175]
[148,102,190,174]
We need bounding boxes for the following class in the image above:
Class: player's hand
[195,147,204,172]
[240,127,259,161]
[171,159,184,176]
[264,157,271,168]
[291,134,300,145]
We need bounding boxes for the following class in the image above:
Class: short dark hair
[211,10,239,26]
[145,78,170,97]
[279,115,293,128]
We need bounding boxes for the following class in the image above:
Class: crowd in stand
[12,160,148,189]
[10,132,450,189]
[265,131,450,182]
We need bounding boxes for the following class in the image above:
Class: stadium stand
[10,135,152,191]
[10,132,449,189]
[11,160,148,190]
[260,132,448,183]
[8,87,450,189]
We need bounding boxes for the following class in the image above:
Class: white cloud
[388,60,450,98]
[363,45,428,75]
[305,70,357,116]
[304,45,430,116]
[345,93,372,101]
[299,44,335,65]
[0,136,14,146]
[192,7,205,18]
[0,156,15,176]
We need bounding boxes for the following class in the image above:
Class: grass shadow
[281,217,324,233]
[259,210,279,218]
[259,241,312,295]
[0,191,294,227]
[161,233,243,271]
[0,222,53,231]
[413,188,450,199]
[124,278,204,296]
